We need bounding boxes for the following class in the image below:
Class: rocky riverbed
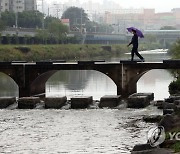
[131,94,180,154]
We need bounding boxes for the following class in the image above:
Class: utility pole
[48,7,49,16]
[42,0,44,29]
[15,12,18,28]
[0,0,1,18]
[54,4,61,19]
[80,8,83,34]
[15,1,18,28]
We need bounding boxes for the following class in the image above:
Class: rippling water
[0,106,162,154]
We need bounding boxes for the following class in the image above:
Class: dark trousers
[131,47,144,61]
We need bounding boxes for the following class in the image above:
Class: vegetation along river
[0,49,174,153]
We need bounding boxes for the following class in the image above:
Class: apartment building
[0,0,36,12]
[0,0,10,12]
[24,0,36,11]
[9,0,25,12]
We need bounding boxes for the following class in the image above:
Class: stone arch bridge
[0,60,179,98]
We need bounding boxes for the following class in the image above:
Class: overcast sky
[44,0,180,12]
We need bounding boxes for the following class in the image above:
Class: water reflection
[46,70,117,100]
[0,73,18,97]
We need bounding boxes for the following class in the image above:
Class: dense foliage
[169,39,180,59]
[35,20,68,44]
[169,79,180,94]
[62,7,89,29]
[0,11,43,28]
[0,10,70,44]
[168,39,180,94]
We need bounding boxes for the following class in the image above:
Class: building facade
[0,0,36,13]
[24,0,36,11]
[9,0,25,12]
[104,8,180,32]
[0,0,10,12]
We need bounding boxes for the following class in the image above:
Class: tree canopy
[61,7,89,30]
[61,7,113,33]
[35,20,69,44]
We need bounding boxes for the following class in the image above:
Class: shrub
[169,79,180,95]
[15,46,31,53]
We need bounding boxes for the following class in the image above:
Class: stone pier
[99,95,121,108]
[18,97,40,109]
[45,96,67,109]
[71,96,93,109]
[0,97,16,108]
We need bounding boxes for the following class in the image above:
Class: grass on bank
[0,43,162,62]
[0,44,124,61]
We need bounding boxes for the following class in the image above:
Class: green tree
[35,29,49,44]
[12,34,19,44]
[169,79,180,94]
[18,11,43,28]
[1,10,43,28]
[1,11,15,27]
[0,33,2,44]
[6,34,11,44]
[0,19,5,31]
[44,16,60,29]
[61,7,89,30]
[169,39,180,58]
[47,20,68,43]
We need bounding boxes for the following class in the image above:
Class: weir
[0,60,179,98]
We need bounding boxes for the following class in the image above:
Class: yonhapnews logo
[147,126,166,147]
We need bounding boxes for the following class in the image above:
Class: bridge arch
[137,69,174,100]
[30,70,57,96]
[30,70,117,99]
[0,72,18,97]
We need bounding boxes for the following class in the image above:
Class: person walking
[127,29,144,62]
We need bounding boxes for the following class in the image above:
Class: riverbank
[0,43,162,61]
[132,95,180,154]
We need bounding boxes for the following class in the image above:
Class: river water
[0,49,174,153]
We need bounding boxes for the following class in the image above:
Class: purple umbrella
[127,27,144,38]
